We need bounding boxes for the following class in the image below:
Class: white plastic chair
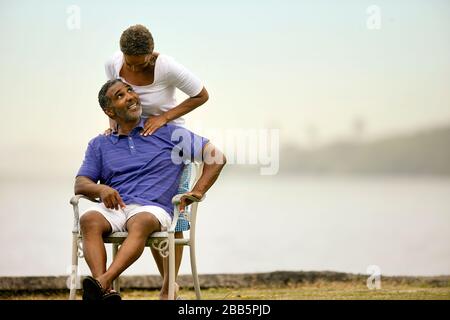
[68,163,204,300]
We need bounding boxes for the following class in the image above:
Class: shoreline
[1,271,449,292]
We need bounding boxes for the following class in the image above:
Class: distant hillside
[282,126,450,175]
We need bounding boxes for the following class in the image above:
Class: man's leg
[152,232,184,299]
[80,211,112,278]
[96,212,161,290]
[151,231,184,275]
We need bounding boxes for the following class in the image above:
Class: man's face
[105,82,142,122]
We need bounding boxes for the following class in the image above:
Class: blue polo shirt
[76,118,208,216]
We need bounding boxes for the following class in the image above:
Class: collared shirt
[77,118,208,216]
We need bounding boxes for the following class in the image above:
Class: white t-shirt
[105,52,203,126]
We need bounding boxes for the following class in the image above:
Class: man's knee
[80,211,110,234]
[127,213,160,235]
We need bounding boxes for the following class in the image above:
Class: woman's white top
[105,52,203,126]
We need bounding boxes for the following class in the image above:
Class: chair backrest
[177,163,193,194]
[176,162,203,224]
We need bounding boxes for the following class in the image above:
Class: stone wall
[0,271,449,291]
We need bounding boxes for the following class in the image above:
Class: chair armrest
[70,195,100,206]
[168,193,205,233]
[171,193,205,205]
[70,195,100,234]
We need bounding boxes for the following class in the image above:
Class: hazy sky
[0,0,449,168]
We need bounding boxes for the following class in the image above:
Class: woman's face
[123,54,152,72]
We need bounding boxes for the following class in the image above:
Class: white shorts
[81,203,172,233]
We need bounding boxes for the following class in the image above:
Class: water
[1,173,449,277]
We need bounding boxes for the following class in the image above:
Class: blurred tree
[305,124,320,149]
[352,116,367,143]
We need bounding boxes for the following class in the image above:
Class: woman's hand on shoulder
[141,115,168,136]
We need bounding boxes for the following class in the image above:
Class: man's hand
[141,115,168,136]
[179,191,203,213]
[103,128,113,136]
[100,185,126,210]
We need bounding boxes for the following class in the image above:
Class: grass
[2,281,450,300]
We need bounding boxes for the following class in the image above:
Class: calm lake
[1,172,449,277]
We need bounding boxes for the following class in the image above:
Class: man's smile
[127,102,140,111]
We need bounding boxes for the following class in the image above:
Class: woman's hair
[120,24,154,55]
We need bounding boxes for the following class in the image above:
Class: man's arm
[179,142,226,212]
[74,176,126,210]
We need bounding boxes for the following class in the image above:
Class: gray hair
[98,79,124,109]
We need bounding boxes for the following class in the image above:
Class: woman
[105,24,209,299]
[105,24,209,134]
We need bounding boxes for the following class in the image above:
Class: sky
[0,0,449,175]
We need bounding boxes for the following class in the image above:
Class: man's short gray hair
[98,79,124,110]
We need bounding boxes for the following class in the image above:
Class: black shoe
[82,276,104,301]
[101,290,122,302]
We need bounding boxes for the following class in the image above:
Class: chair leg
[112,244,120,293]
[168,233,176,300]
[190,239,202,299]
[69,234,79,300]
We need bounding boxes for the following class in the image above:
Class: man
[75,79,226,300]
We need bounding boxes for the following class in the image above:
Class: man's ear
[103,107,115,118]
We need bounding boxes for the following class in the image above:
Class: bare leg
[96,212,160,290]
[151,231,184,276]
[80,211,112,278]
[157,232,184,299]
